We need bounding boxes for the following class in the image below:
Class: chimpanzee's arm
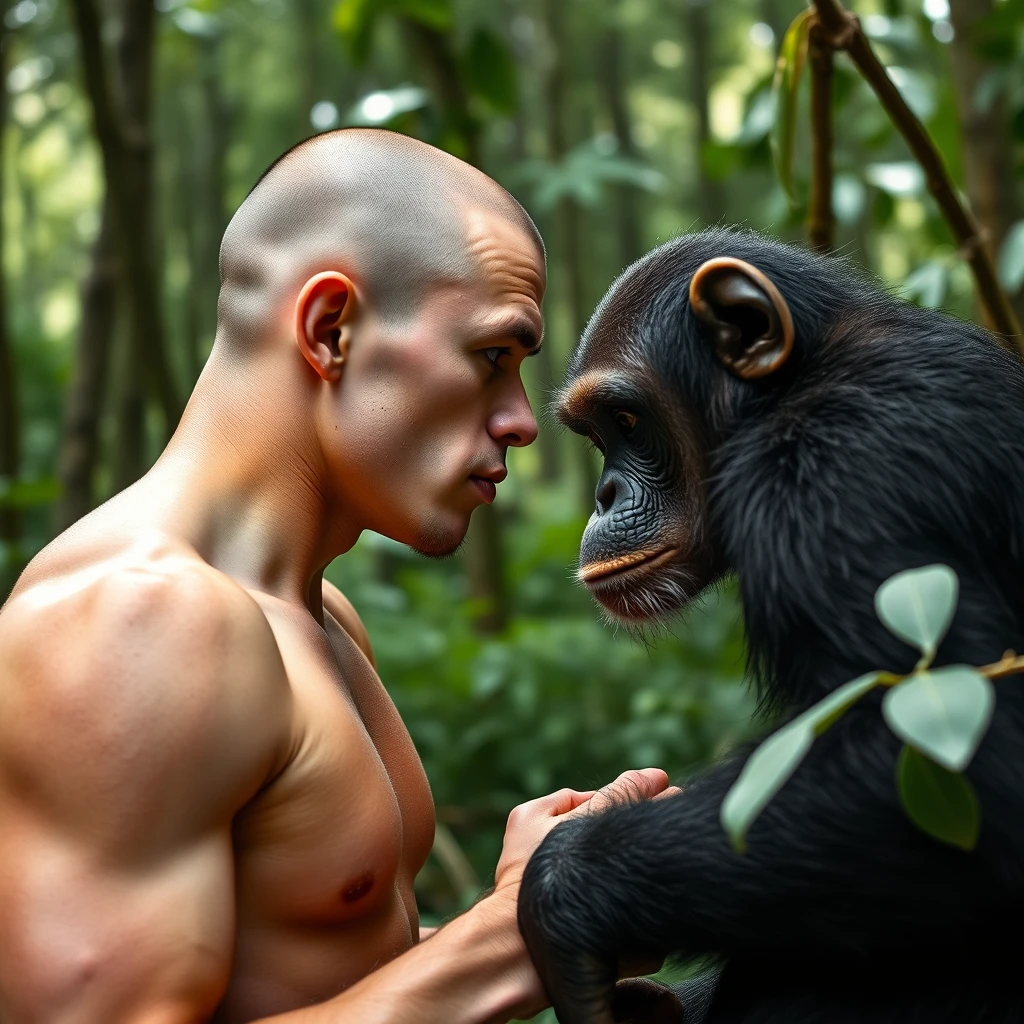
[517,704,1023,1024]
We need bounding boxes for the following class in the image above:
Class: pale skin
[0,134,674,1024]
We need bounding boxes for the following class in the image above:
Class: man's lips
[469,467,506,504]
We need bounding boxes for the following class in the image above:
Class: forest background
[1,0,1023,994]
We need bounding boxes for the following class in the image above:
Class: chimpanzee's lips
[578,546,679,585]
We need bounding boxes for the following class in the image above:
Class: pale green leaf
[883,667,994,772]
[897,745,979,850]
[874,564,959,661]
[720,671,881,852]
[770,9,813,206]
[803,671,883,734]
[997,220,1024,295]
[721,723,813,853]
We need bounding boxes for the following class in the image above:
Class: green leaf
[393,0,451,30]
[332,0,379,62]
[770,9,813,206]
[461,28,517,113]
[803,671,883,733]
[874,564,959,662]
[897,745,979,851]
[883,667,994,772]
[721,722,813,853]
[720,671,881,852]
[997,220,1024,295]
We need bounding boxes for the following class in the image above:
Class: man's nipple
[342,873,375,904]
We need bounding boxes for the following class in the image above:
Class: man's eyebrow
[478,313,544,355]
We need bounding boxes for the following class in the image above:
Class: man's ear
[295,271,356,382]
[688,257,794,380]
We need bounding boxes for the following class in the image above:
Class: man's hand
[493,769,675,897]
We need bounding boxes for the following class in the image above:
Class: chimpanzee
[517,227,1024,1024]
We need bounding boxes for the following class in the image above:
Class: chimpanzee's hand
[517,788,682,1024]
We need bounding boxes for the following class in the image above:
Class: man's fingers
[653,785,683,801]
[596,768,670,805]
[509,788,596,826]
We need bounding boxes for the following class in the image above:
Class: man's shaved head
[216,128,543,346]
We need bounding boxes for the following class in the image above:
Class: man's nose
[488,383,538,448]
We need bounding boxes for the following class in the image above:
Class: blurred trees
[1,0,1023,955]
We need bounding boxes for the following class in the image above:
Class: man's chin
[408,519,468,559]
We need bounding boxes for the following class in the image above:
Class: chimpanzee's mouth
[578,546,679,586]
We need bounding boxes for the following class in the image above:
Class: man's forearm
[255,894,540,1024]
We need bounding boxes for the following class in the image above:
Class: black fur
[518,228,1024,1024]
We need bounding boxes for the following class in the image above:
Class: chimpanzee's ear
[688,257,794,379]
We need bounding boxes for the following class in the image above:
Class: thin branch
[807,21,834,253]
[978,651,1024,681]
[810,0,1023,348]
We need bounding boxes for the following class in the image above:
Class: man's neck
[141,350,359,617]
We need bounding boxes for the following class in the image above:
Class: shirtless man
[0,129,670,1023]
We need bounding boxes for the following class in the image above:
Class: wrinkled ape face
[330,210,545,557]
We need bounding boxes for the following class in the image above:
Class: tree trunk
[56,199,118,530]
[946,0,1024,327]
[0,4,21,591]
[684,0,720,226]
[69,0,180,490]
[599,29,643,271]
[545,0,595,513]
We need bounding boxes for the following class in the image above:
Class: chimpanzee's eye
[588,432,606,454]
[613,410,638,436]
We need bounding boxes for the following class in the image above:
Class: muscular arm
[0,567,540,1024]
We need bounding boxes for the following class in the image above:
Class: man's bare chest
[229,598,435,929]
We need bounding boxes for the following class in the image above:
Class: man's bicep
[0,811,236,1024]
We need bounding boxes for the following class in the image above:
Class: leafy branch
[722,564,1018,854]
[771,0,1023,345]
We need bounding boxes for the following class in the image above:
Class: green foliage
[897,745,980,851]
[515,140,665,213]
[333,0,451,62]
[723,565,1005,855]
[0,476,61,509]
[461,28,517,114]
[771,10,813,208]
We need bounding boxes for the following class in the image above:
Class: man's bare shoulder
[322,577,376,667]
[0,537,293,829]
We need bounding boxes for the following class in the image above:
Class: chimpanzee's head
[554,227,874,623]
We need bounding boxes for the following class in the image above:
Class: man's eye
[482,347,511,366]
